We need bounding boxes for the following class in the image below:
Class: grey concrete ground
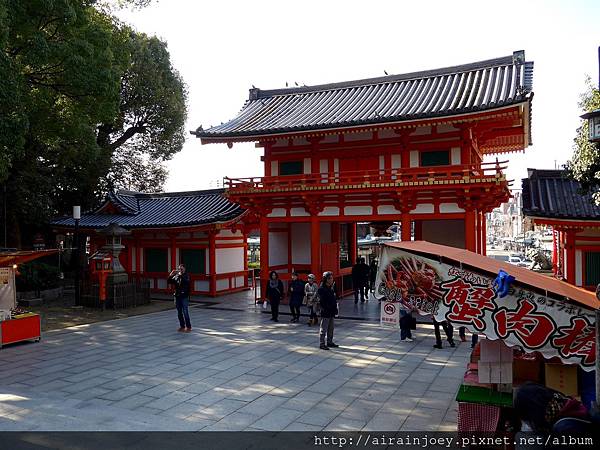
[0,292,470,431]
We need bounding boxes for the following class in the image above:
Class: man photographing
[168,264,192,332]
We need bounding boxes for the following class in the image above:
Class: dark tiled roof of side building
[522,169,600,220]
[51,189,245,229]
[193,51,533,140]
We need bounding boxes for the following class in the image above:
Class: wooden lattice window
[585,252,600,286]
[421,150,450,167]
[180,249,206,275]
[145,248,167,273]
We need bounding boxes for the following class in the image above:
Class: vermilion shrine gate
[193,51,534,295]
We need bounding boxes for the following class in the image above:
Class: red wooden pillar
[311,216,321,277]
[287,222,292,273]
[465,210,476,252]
[401,213,411,242]
[209,230,217,296]
[349,223,357,264]
[475,211,482,254]
[136,238,142,278]
[260,217,269,299]
[566,230,576,284]
[552,229,558,276]
[481,212,487,256]
[170,235,177,271]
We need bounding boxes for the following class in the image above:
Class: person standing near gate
[318,271,339,350]
[266,271,284,322]
[168,264,192,332]
[288,271,304,323]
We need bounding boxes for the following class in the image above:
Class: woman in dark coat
[317,271,339,350]
[266,271,284,322]
[288,271,304,323]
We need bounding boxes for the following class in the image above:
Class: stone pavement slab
[0,291,469,431]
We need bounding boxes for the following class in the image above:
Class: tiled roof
[51,189,245,229]
[194,51,533,141]
[522,169,600,220]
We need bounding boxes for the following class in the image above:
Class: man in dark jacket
[318,271,339,350]
[288,271,304,323]
[168,263,192,332]
[351,258,369,304]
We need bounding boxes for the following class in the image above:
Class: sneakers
[449,341,456,348]
[177,327,185,332]
[327,342,339,348]
[184,327,192,332]
[403,338,414,342]
[320,344,330,350]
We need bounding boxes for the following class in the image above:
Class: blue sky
[118,0,600,192]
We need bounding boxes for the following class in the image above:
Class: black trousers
[271,299,280,320]
[433,319,454,345]
[290,304,301,319]
[353,282,366,302]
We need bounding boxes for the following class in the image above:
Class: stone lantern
[581,108,600,143]
[97,222,131,283]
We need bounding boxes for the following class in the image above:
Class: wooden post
[481,212,487,256]
[401,213,411,242]
[170,235,177,272]
[209,230,216,296]
[260,217,269,300]
[311,216,321,277]
[465,210,476,252]
[566,231,576,284]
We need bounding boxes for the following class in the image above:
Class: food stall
[0,250,56,348]
[375,241,598,432]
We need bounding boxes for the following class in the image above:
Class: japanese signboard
[375,247,597,370]
[0,267,16,312]
[380,300,400,328]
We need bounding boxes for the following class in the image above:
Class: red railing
[224,161,508,193]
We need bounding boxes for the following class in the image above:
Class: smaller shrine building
[522,168,600,289]
[51,189,248,296]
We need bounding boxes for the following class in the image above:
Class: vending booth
[0,251,56,348]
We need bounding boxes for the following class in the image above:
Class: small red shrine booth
[51,189,249,297]
[522,169,600,290]
[0,250,55,348]
[193,51,535,297]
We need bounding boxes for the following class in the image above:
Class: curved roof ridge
[255,54,517,99]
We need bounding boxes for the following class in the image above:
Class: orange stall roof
[0,249,59,267]
[385,241,599,311]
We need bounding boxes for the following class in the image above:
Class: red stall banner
[375,241,599,370]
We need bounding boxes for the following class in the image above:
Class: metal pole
[74,218,80,306]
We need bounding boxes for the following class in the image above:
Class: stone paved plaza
[0,297,470,431]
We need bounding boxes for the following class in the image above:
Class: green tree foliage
[566,77,600,204]
[0,0,186,247]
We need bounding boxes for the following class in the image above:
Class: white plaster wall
[271,160,279,176]
[157,279,168,289]
[411,126,431,136]
[176,248,180,267]
[377,205,401,215]
[304,158,311,174]
[379,155,385,171]
[167,248,172,271]
[334,158,339,174]
[321,134,339,144]
[269,231,288,266]
[575,250,583,286]
[218,229,242,238]
[194,280,209,292]
[410,204,434,214]
[421,219,465,249]
[344,206,373,215]
[268,208,287,217]
[140,248,144,272]
[290,207,310,217]
[235,275,245,288]
[206,250,210,273]
[131,247,136,271]
[391,154,401,169]
[216,247,245,274]
[320,159,328,174]
[291,223,311,264]
[451,147,461,165]
[320,223,332,244]
[319,207,340,216]
[193,232,207,238]
[437,124,458,133]
[410,151,419,167]
[439,203,465,213]
[345,131,373,141]
[216,279,230,291]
